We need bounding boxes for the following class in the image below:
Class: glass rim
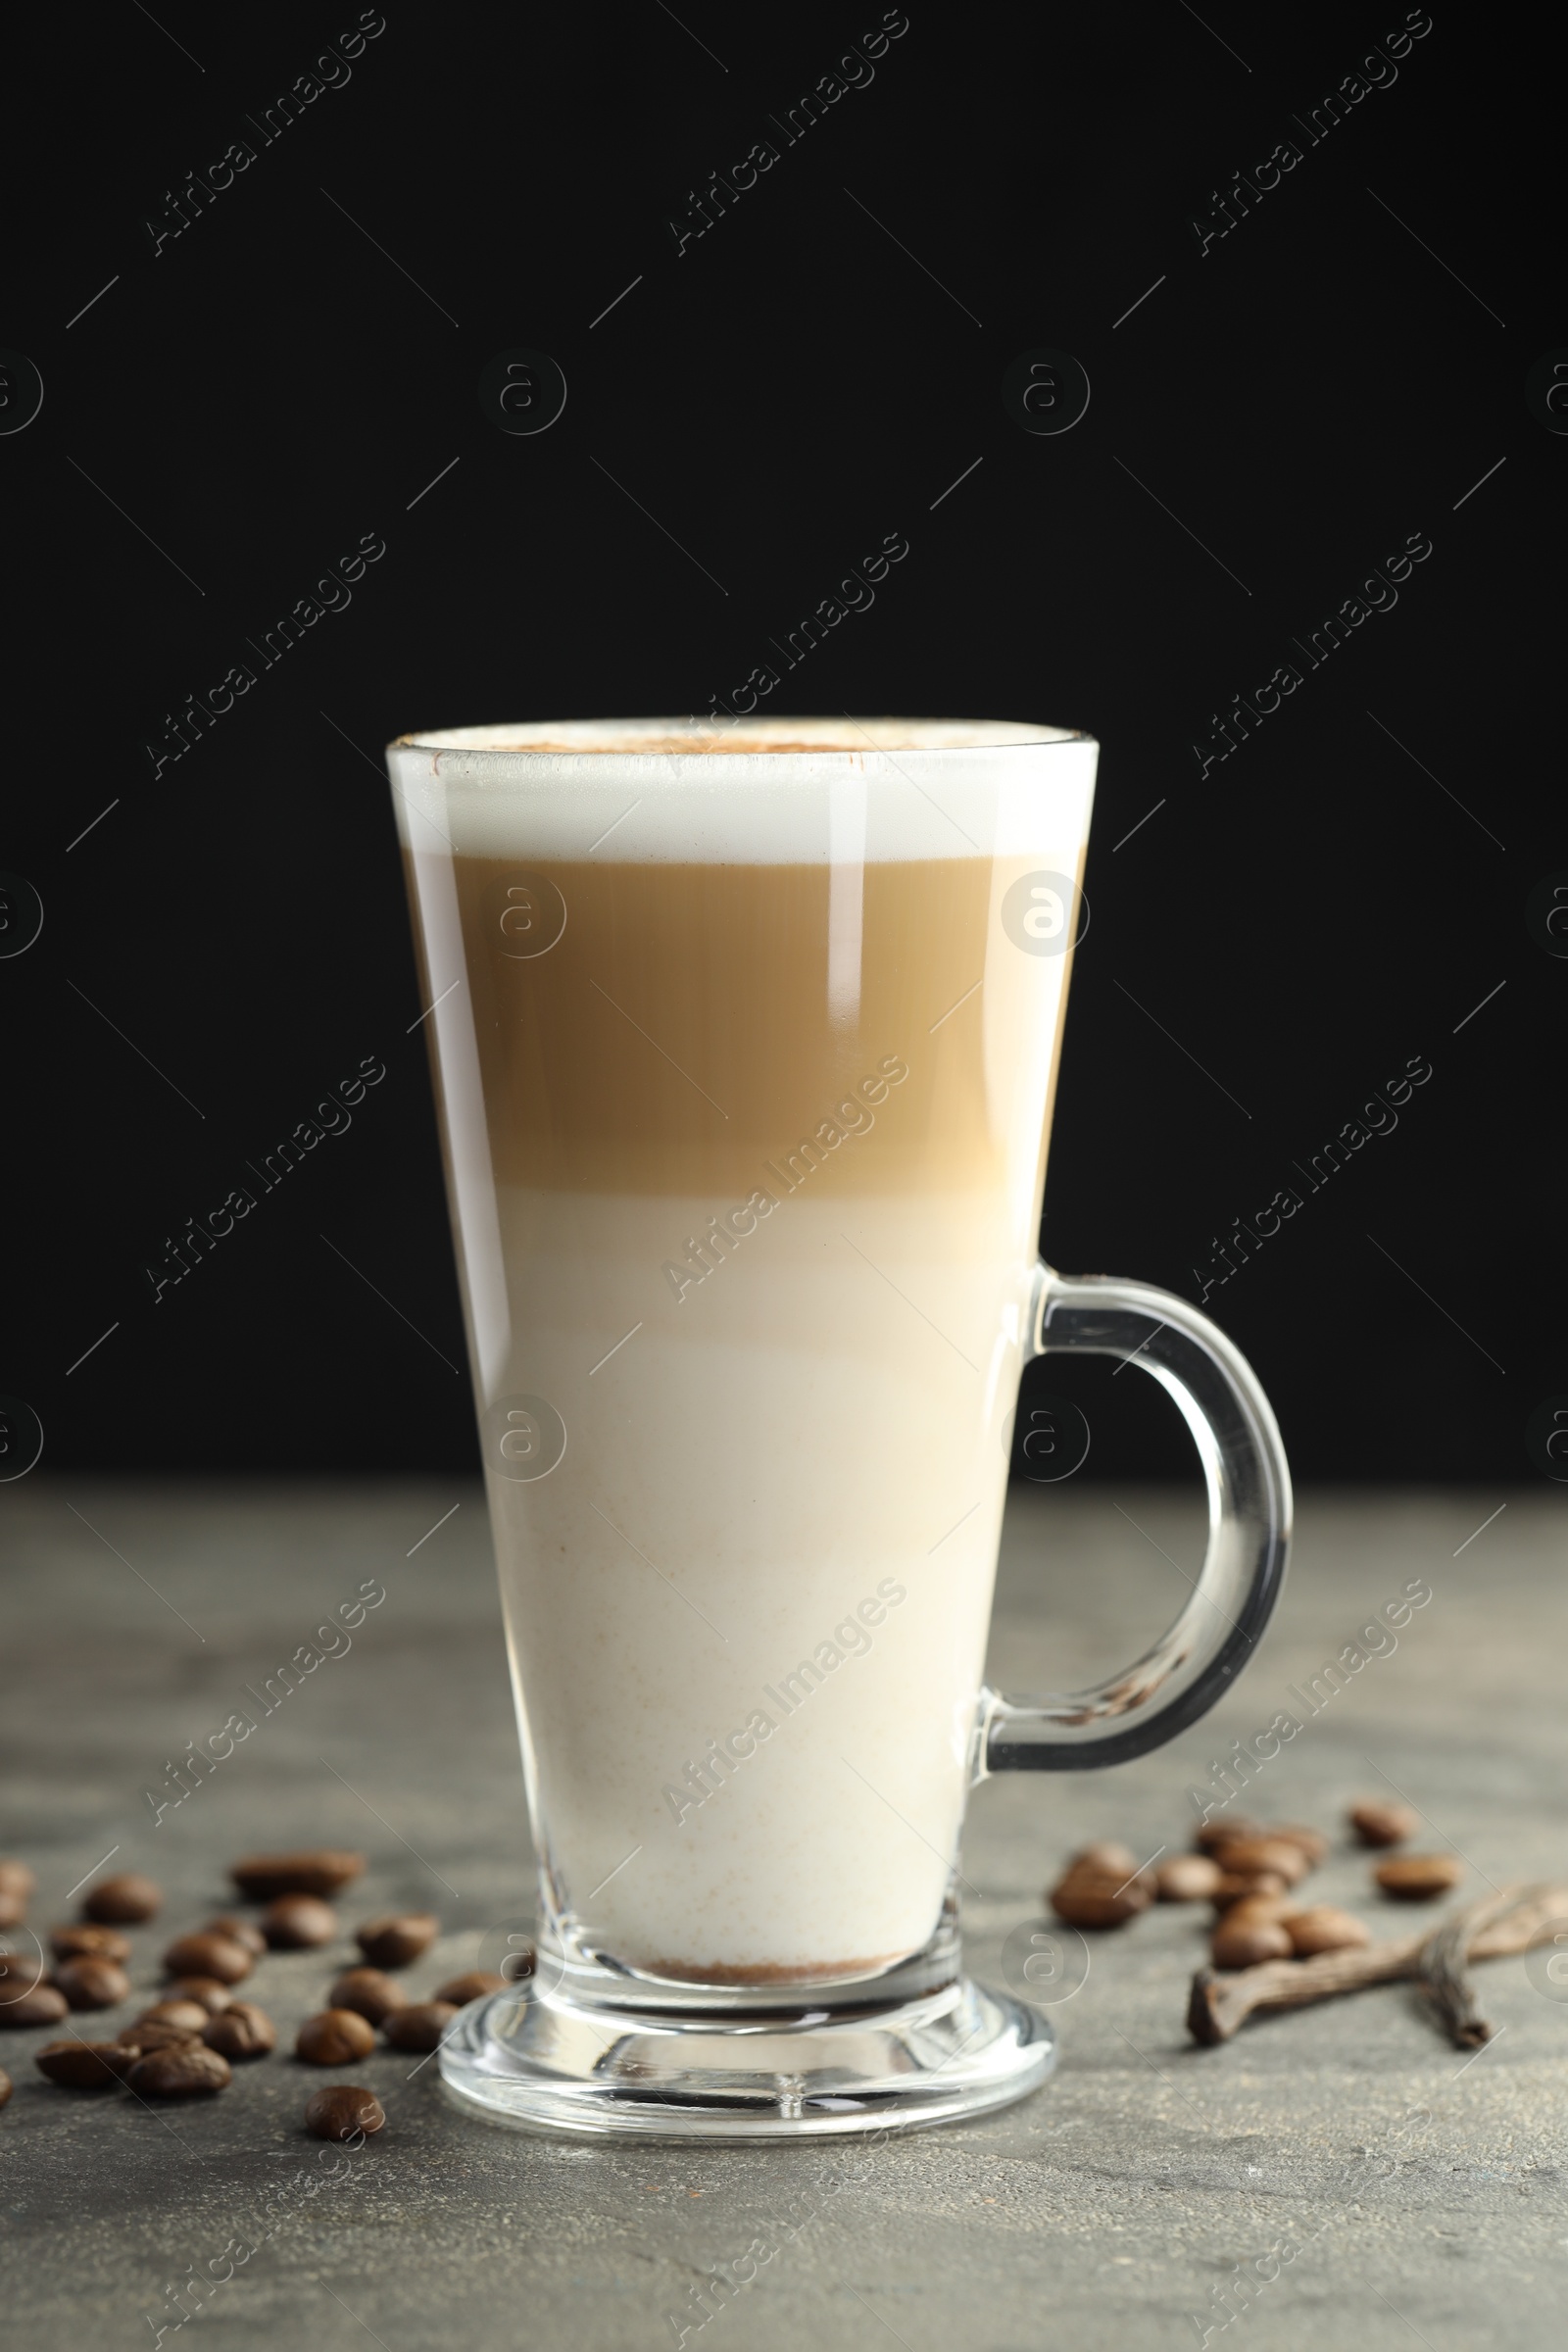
[388,714,1094,759]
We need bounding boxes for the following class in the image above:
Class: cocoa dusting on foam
[410,737,892,757]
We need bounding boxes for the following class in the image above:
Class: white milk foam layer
[387,716,1096,864]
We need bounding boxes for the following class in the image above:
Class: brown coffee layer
[406,855,1044,1196]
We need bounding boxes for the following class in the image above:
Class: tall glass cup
[386,717,1290,2138]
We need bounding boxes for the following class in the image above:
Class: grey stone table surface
[2,1478,1565,2349]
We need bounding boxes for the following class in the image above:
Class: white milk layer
[485,1185,1032,1981]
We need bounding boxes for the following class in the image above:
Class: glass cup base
[438,1966,1055,2141]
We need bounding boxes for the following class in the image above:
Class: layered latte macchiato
[393,720,1095,1984]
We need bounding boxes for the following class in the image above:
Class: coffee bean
[434,1972,508,2006]
[383,2001,458,2053]
[1049,1868,1152,1930]
[168,1977,233,2014]
[1065,1842,1139,1877]
[1221,1892,1296,1927]
[134,1999,210,2034]
[35,2039,131,2088]
[117,2022,203,2055]
[296,2009,376,2065]
[163,1932,253,1984]
[53,1955,130,2011]
[262,1895,338,1950]
[1211,1917,1294,1968]
[1211,1837,1310,1886]
[0,1950,45,1993]
[0,2067,9,2106]
[230,1850,366,1901]
[202,2002,275,2061]
[1154,1855,1222,1902]
[329,1968,407,2026]
[306,2083,386,2141]
[0,1986,69,2029]
[127,2043,231,2098]
[1194,1818,1265,1854]
[1271,1825,1331,1867]
[0,1860,36,1902]
[51,1924,132,1964]
[1211,1871,1291,1909]
[1285,1906,1371,1957]
[1350,1799,1418,1849]
[83,1872,162,1925]
[1375,1854,1464,1900]
[0,1892,25,1931]
[204,1915,267,1957]
[355,1913,438,1970]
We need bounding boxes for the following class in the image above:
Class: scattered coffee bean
[0,2066,9,2106]
[1271,1826,1331,1867]
[35,2040,131,2088]
[296,2009,376,2065]
[126,2043,232,2098]
[1211,1917,1294,1969]
[1194,1817,1265,1854]
[169,1977,233,2014]
[0,1892,25,1931]
[262,1895,338,1950]
[0,1986,69,2029]
[0,1951,45,1993]
[355,1913,438,1970]
[163,1932,253,1984]
[51,1924,132,1964]
[329,1968,407,2026]
[1049,1868,1153,1930]
[1375,1854,1464,1900]
[434,1972,508,2006]
[83,1872,162,1925]
[202,2002,275,2061]
[53,1955,130,2011]
[134,1999,210,2034]
[1222,1892,1296,1927]
[306,2083,386,2140]
[1211,1871,1291,1909]
[1154,1855,1222,1902]
[204,1916,267,1957]
[1286,1906,1371,1957]
[383,2002,458,2053]
[352,1909,432,1966]
[117,2022,202,2055]
[230,1851,366,1901]
[1211,1837,1310,1887]
[1066,1842,1139,1878]
[1350,1799,1418,1849]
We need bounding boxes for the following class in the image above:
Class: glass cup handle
[979,1263,1293,1774]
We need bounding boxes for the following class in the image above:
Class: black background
[3,2,1560,1485]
